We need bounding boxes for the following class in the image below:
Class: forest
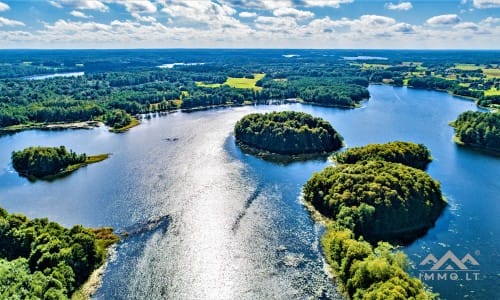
[303,142,445,299]
[334,141,432,170]
[451,111,500,153]
[0,207,118,299]
[12,146,108,179]
[234,111,343,155]
[1,49,498,132]
[303,160,445,243]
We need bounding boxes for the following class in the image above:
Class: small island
[234,111,343,156]
[303,142,445,299]
[333,141,432,170]
[105,109,140,133]
[304,160,445,243]
[0,207,119,299]
[450,111,500,154]
[12,146,109,180]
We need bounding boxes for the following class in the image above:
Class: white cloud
[239,11,257,18]
[385,2,413,11]
[359,15,396,26]
[481,16,500,24]
[225,0,292,10]
[131,13,156,23]
[0,16,25,27]
[0,1,10,12]
[273,7,314,20]
[454,22,479,30]
[472,0,500,8]
[160,0,247,30]
[302,0,353,8]
[255,16,297,29]
[114,0,157,13]
[70,10,91,18]
[426,14,461,26]
[392,22,415,33]
[49,0,109,12]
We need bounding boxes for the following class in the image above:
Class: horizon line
[0,48,499,51]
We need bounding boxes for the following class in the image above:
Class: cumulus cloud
[114,0,157,14]
[219,0,292,10]
[273,7,314,20]
[131,13,156,23]
[302,0,354,7]
[454,22,479,30]
[49,0,109,11]
[481,16,500,24]
[426,14,461,26]
[0,1,9,12]
[472,0,500,8]
[385,2,413,11]
[239,11,257,18]
[70,10,91,18]
[359,15,396,26]
[0,16,25,27]
[161,0,250,30]
[392,22,415,33]
[255,16,297,31]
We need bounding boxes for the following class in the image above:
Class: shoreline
[0,98,364,135]
[0,120,103,134]
[452,135,500,156]
[236,140,333,164]
[71,244,117,300]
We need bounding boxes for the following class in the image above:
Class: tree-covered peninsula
[303,142,445,299]
[450,111,500,153]
[234,111,343,155]
[12,146,109,180]
[0,207,118,299]
[334,141,432,170]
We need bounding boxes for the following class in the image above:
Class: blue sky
[0,0,498,48]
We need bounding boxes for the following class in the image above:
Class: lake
[0,85,498,299]
[25,72,85,80]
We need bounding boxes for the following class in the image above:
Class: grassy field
[485,87,500,96]
[195,82,222,88]
[196,73,265,91]
[454,63,482,70]
[362,63,390,69]
[483,68,500,78]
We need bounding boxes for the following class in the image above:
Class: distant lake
[25,72,84,80]
[343,56,388,60]
[157,62,205,69]
[0,85,497,299]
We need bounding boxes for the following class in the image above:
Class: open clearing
[196,73,265,91]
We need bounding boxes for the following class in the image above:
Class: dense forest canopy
[334,141,432,170]
[321,229,435,300]
[234,111,343,155]
[304,141,444,299]
[451,111,500,153]
[303,160,445,243]
[0,207,118,299]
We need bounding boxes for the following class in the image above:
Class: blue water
[25,72,84,80]
[0,85,498,299]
